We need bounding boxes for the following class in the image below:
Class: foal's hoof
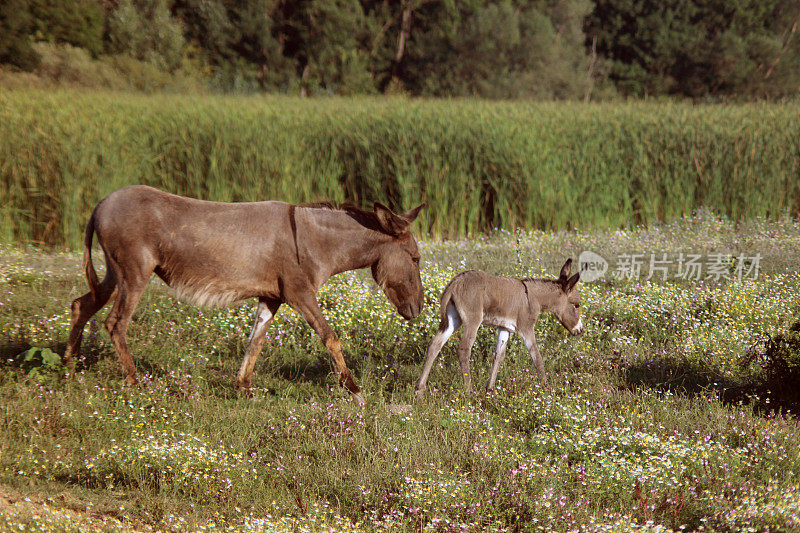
[351,392,366,406]
[386,403,412,415]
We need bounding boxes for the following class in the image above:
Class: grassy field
[1,211,800,532]
[2,90,800,246]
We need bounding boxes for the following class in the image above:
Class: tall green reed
[1,90,798,247]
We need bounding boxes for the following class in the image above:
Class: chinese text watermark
[578,251,761,282]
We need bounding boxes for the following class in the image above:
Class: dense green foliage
[106,0,186,71]
[1,0,799,98]
[586,0,800,98]
[0,0,40,70]
[1,91,799,247]
[28,0,105,57]
[1,216,800,531]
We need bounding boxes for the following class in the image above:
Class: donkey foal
[415,259,583,396]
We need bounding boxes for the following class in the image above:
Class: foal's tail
[83,211,101,302]
[436,273,465,330]
[436,293,453,331]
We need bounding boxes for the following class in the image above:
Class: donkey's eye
[574,303,580,309]
[412,257,420,264]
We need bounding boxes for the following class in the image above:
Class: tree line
[1,0,798,99]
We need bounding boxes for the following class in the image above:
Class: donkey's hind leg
[236,298,281,392]
[64,274,117,368]
[414,300,461,397]
[486,328,511,391]
[104,257,153,386]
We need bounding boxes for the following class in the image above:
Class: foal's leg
[486,328,511,391]
[291,294,365,405]
[236,298,281,391]
[414,301,461,397]
[518,326,547,386]
[456,321,480,394]
[64,274,117,368]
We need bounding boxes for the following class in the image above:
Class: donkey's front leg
[519,327,547,386]
[292,295,365,405]
[236,298,281,392]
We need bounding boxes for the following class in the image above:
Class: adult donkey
[64,185,425,404]
[415,259,583,396]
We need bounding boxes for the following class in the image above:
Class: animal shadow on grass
[623,322,800,417]
[204,340,345,398]
[273,358,341,389]
[727,321,800,416]
[1,340,37,362]
[623,356,735,397]
[0,338,98,377]
[1,339,70,369]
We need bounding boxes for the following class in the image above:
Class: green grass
[1,213,800,532]
[2,90,800,246]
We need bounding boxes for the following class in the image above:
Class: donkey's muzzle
[398,300,422,320]
[571,318,584,336]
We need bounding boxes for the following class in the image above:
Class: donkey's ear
[402,203,426,223]
[563,272,580,293]
[374,202,410,236]
[559,258,573,281]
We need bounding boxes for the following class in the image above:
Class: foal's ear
[559,258,573,281]
[374,202,411,235]
[563,272,581,293]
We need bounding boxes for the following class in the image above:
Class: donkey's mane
[300,201,387,234]
[300,200,367,213]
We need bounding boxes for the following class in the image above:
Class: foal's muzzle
[571,318,584,336]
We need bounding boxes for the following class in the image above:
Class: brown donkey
[415,259,583,396]
[64,185,425,405]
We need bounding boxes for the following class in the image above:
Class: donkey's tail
[83,212,100,302]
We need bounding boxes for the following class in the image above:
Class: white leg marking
[237,303,276,387]
[495,329,510,351]
[248,306,274,343]
[487,328,512,390]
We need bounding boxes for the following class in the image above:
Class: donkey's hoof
[124,375,139,386]
[62,357,77,373]
[236,385,254,399]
